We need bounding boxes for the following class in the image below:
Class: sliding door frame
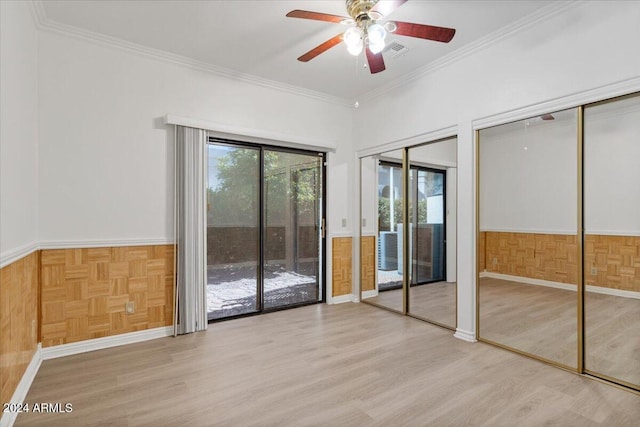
[207,137,326,322]
[409,165,447,287]
[374,160,449,292]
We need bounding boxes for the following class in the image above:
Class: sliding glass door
[207,141,324,320]
[264,150,322,309]
[207,144,260,319]
[409,167,446,285]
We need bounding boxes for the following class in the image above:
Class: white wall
[0,1,39,263]
[479,116,577,234]
[353,1,640,338]
[360,156,378,236]
[585,97,640,235]
[37,31,352,245]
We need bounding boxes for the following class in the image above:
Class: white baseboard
[480,272,576,292]
[585,285,640,300]
[1,328,173,426]
[328,294,355,304]
[1,345,43,427]
[41,326,173,360]
[361,290,379,299]
[453,329,477,343]
[479,271,640,299]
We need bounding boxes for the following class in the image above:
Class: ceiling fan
[286,0,456,74]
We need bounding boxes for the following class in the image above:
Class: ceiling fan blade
[371,0,408,17]
[540,113,555,120]
[390,21,456,43]
[297,34,344,62]
[286,10,350,24]
[366,48,386,74]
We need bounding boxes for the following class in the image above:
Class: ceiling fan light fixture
[368,39,385,54]
[367,23,386,45]
[383,21,397,33]
[343,26,364,56]
[347,40,364,56]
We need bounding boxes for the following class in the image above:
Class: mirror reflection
[407,139,457,328]
[360,150,404,312]
[584,93,640,388]
[478,108,578,368]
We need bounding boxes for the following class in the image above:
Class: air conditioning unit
[378,231,398,271]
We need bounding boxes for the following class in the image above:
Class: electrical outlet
[341,218,347,227]
[362,218,367,227]
[125,301,135,314]
[591,267,597,275]
[492,258,498,265]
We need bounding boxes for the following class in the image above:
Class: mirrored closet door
[359,137,458,330]
[584,93,640,389]
[360,150,405,313]
[407,140,457,328]
[477,109,579,369]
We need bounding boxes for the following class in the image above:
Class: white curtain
[174,125,208,334]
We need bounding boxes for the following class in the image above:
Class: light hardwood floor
[364,281,457,328]
[479,277,640,386]
[479,277,578,368]
[17,303,640,426]
[585,291,640,386]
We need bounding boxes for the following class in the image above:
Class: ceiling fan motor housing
[346,0,381,24]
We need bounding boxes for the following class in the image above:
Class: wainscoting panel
[483,232,578,285]
[332,237,352,297]
[360,236,376,292]
[0,251,39,406]
[585,234,640,292]
[479,231,486,272]
[480,232,639,291]
[40,245,174,347]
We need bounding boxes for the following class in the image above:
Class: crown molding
[29,1,583,109]
[357,1,584,103]
[28,1,351,108]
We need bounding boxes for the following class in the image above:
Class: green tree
[209,149,320,226]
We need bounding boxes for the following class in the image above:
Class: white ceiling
[40,0,556,101]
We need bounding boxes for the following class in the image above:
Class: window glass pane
[263,150,322,310]
[207,144,260,320]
